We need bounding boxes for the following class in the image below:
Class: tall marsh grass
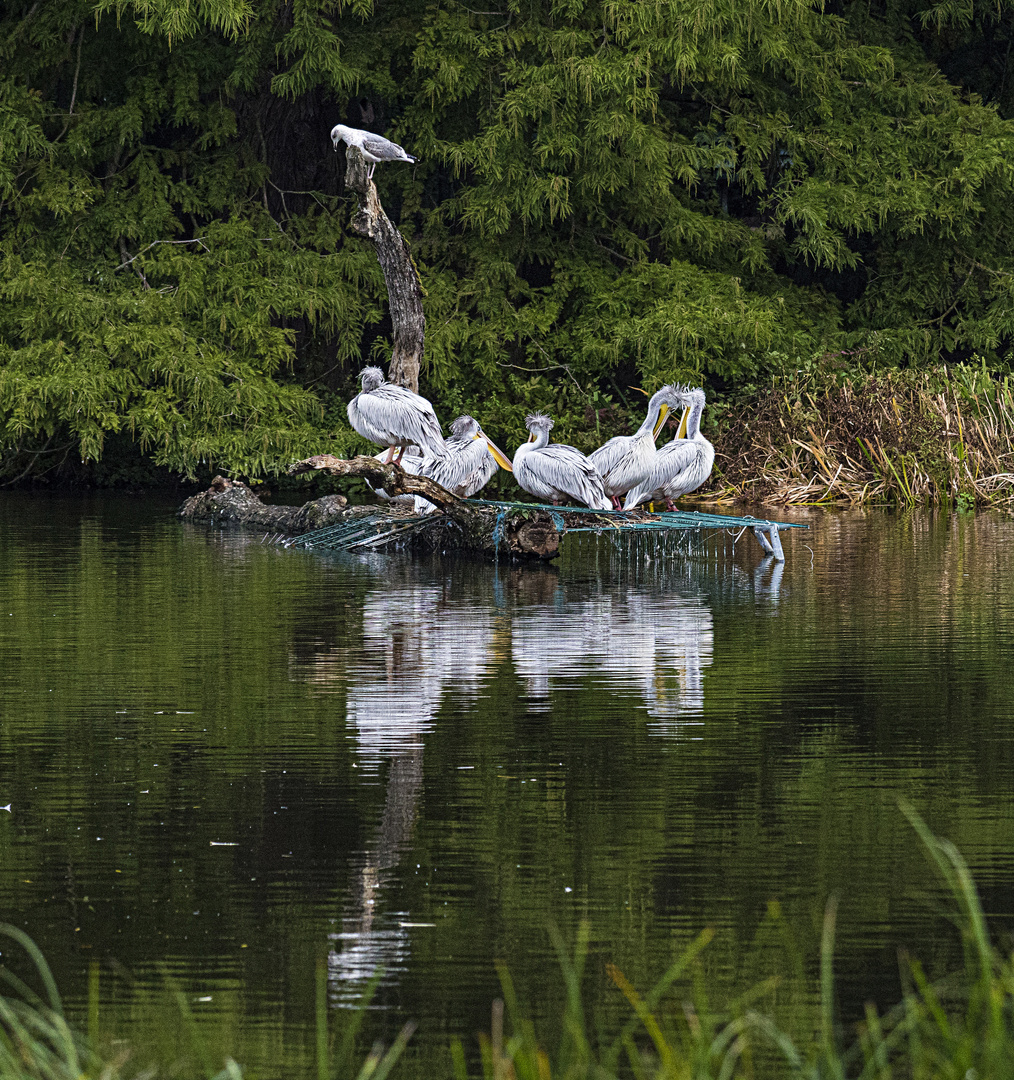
[1,806,1011,1078]
[460,802,1014,1080]
[713,363,1014,507]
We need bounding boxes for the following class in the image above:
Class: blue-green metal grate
[285,500,807,553]
[462,499,808,532]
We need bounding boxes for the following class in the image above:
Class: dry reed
[709,364,1014,507]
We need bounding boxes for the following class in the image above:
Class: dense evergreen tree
[1,0,1012,479]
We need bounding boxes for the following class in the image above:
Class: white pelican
[623,386,715,510]
[366,417,512,512]
[330,124,417,180]
[420,416,512,498]
[347,366,446,462]
[512,413,612,511]
[589,384,681,508]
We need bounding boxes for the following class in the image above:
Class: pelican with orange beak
[623,386,715,510]
[366,415,513,512]
[589,384,682,509]
[420,415,513,498]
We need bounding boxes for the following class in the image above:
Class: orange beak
[652,402,669,439]
[475,431,514,472]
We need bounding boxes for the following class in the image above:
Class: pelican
[623,386,715,510]
[421,416,512,497]
[366,417,512,511]
[512,413,612,511]
[330,124,417,180]
[589,384,681,508]
[347,367,446,462]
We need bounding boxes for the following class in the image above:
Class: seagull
[589,384,682,508]
[330,124,417,179]
[347,367,446,462]
[512,413,612,511]
[623,386,715,510]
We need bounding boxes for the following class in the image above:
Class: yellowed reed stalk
[710,366,1014,507]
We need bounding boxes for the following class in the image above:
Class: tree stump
[344,145,424,393]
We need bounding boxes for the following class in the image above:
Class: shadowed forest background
[2,0,1013,487]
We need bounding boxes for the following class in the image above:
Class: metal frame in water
[285,499,807,562]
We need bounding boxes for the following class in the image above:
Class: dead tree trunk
[345,145,424,393]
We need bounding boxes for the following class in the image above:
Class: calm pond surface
[0,492,1013,1075]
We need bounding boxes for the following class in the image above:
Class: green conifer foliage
[1,0,1012,477]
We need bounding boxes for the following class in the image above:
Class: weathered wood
[286,455,561,559]
[287,454,460,508]
[344,145,424,393]
[178,475,349,533]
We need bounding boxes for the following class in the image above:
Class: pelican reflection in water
[288,568,714,999]
[511,588,713,731]
[295,579,501,1001]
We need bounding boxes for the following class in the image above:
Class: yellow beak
[676,407,689,439]
[476,431,514,472]
[652,402,669,439]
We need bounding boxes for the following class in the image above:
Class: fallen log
[286,455,561,559]
[178,475,349,534]
[287,454,460,508]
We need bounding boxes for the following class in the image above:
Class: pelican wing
[623,438,714,508]
[588,435,630,480]
[423,439,497,497]
[348,384,444,456]
[589,432,655,498]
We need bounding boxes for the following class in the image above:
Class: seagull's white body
[347,366,446,460]
[330,124,417,179]
[589,385,680,506]
[623,387,715,510]
[512,413,612,511]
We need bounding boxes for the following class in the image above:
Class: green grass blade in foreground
[600,926,714,1075]
[0,922,84,1079]
[355,1021,415,1080]
[548,920,593,1076]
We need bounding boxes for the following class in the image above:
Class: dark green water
[0,493,1012,1075]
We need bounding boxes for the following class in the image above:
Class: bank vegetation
[1,0,1013,505]
[705,362,1014,509]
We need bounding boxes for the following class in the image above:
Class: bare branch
[287,454,461,508]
